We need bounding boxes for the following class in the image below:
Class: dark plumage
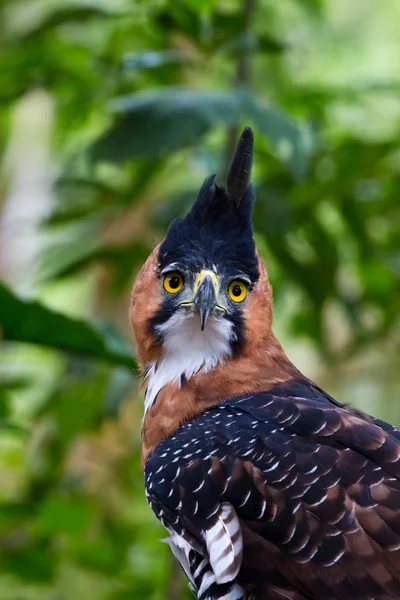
[227,126,255,203]
[131,127,400,600]
[158,175,259,285]
[146,379,400,600]
[151,129,260,352]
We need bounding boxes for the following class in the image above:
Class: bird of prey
[131,127,400,600]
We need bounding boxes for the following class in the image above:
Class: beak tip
[199,311,208,331]
[194,274,217,331]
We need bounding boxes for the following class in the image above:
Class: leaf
[71,536,121,574]
[0,282,135,369]
[104,367,135,417]
[90,88,240,163]
[0,420,28,435]
[34,496,93,536]
[258,33,287,54]
[40,239,150,287]
[296,0,324,16]
[254,183,291,239]
[242,91,315,180]
[0,375,31,421]
[12,6,119,43]
[2,545,56,582]
[90,87,313,178]
[49,368,110,444]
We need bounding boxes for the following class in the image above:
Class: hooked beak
[194,274,218,331]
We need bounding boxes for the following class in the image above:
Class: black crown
[158,127,259,284]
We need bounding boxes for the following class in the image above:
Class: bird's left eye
[163,272,184,294]
[228,280,248,303]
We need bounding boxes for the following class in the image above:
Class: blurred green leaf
[74,540,121,574]
[1,544,56,583]
[35,495,93,535]
[243,91,314,180]
[104,367,135,417]
[45,368,109,444]
[11,5,119,43]
[90,87,313,178]
[0,282,135,369]
[296,0,324,16]
[0,420,28,435]
[90,88,240,162]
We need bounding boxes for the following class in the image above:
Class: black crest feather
[158,127,259,284]
[184,126,255,228]
[227,126,254,204]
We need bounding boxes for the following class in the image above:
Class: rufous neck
[141,335,301,465]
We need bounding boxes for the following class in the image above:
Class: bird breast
[144,310,235,413]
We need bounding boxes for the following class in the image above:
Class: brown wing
[145,378,400,600]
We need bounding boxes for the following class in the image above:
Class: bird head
[131,128,276,394]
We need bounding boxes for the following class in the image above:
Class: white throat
[144,312,234,413]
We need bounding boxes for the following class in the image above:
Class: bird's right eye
[163,272,184,294]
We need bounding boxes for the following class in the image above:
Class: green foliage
[92,87,312,179]
[0,0,399,599]
[0,282,135,368]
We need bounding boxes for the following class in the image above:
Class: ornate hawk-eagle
[131,128,400,600]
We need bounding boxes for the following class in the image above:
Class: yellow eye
[163,272,184,294]
[228,280,248,303]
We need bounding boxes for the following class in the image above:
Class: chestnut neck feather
[141,335,299,465]
[137,258,302,466]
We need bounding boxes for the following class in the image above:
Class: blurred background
[0,0,399,598]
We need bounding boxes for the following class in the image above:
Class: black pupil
[232,284,242,297]
[169,276,180,289]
